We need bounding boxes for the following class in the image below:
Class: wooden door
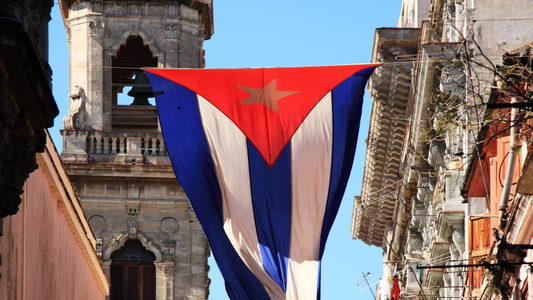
[110,262,155,300]
[110,239,156,300]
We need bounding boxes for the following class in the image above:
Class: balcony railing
[61,130,171,166]
[86,133,165,156]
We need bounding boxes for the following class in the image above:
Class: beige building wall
[398,0,430,27]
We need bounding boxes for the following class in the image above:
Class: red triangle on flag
[146,64,377,167]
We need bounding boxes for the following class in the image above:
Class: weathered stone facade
[58,1,213,299]
[353,0,533,299]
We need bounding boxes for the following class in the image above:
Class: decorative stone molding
[154,261,176,300]
[444,173,465,204]
[103,231,163,261]
[417,174,435,203]
[421,218,437,252]
[163,264,175,276]
[89,20,105,37]
[162,239,176,262]
[410,198,427,229]
[161,217,179,234]
[428,140,446,169]
[126,183,142,216]
[127,217,138,236]
[126,205,140,216]
[63,86,88,130]
[451,229,465,255]
[165,24,180,39]
[440,62,466,99]
[88,215,107,233]
[437,211,464,241]
[407,231,424,256]
[154,261,175,274]
[180,21,201,37]
[109,30,164,63]
[96,238,103,258]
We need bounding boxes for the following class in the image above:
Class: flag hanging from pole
[145,64,377,300]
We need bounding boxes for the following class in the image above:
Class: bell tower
[58,1,213,299]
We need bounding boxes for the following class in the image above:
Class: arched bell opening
[110,239,156,300]
[111,35,159,131]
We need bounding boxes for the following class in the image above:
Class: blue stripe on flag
[147,74,271,300]
[319,67,376,257]
[317,262,322,300]
[247,140,292,292]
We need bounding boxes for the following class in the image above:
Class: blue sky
[48,1,402,299]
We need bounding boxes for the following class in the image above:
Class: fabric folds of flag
[145,64,377,300]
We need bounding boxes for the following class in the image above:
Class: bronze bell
[128,70,154,105]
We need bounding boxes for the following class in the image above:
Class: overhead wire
[49,50,533,70]
[360,190,398,206]
[364,179,403,197]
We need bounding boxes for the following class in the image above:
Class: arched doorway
[110,239,156,300]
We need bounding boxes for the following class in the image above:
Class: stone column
[87,17,106,130]
[155,262,175,300]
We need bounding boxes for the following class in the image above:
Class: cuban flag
[145,64,377,300]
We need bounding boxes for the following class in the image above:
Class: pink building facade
[0,132,109,300]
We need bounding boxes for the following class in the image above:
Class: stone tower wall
[66,1,206,132]
[59,1,213,299]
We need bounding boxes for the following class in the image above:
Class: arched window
[110,239,156,300]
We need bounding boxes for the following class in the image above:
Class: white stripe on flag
[286,92,333,300]
[197,95,286,300]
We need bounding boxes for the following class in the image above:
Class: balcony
[61,129,170,166]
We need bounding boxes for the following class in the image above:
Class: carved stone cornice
[154,261,176,276]
[352,28,419,247]
[165,23,180,39]
[88,19,105,37]
[436,210,464,241]
[103,230,163,261]
[58,0,213,39]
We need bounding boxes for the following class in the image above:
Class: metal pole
[358,272,376,299]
